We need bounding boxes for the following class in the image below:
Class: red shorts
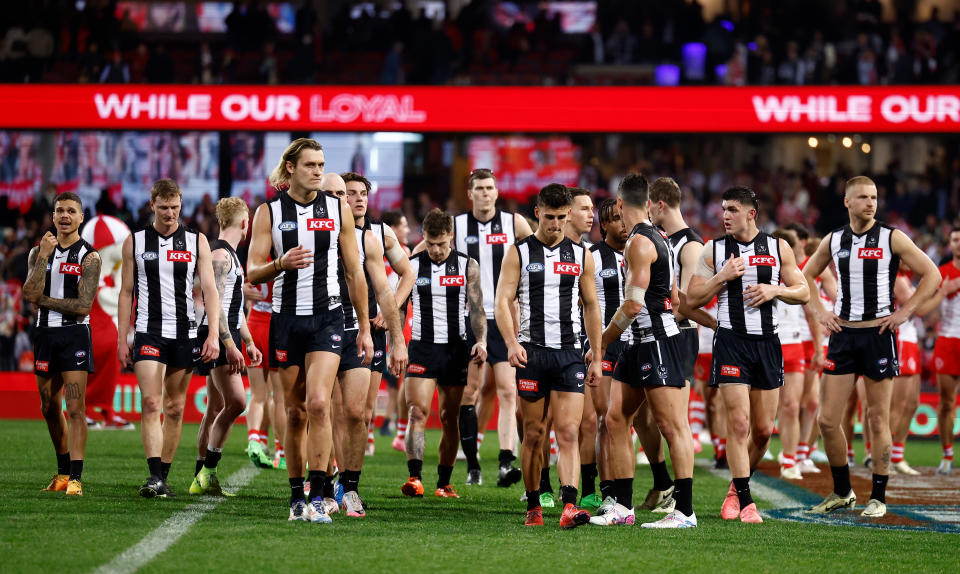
[934,336,960,376]
[782,342,807,374]
[245,315,274,370]
[898,339,920,376]
[802,340,815,362]
[694,354,712,382]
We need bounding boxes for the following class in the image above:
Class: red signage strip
[0,85,959,132]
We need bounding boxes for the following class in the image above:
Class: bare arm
[578,253,603,386]
[601,235,654,349]
[879,230,941,333]
[341,201,369,328]
[467,258,486,343]
[117,236,135,353]
[819,266,838,302]
[365,233,404,337]
[210,248,234,344]
[494,245,522,358]
[247,204,280,285]
[384,228,415,308]
[22,247,46,303]
[514,213,534,241]
[769,238,810,305]
[687,240,742,308]
[37,251,101,317]
[676,241,717,329]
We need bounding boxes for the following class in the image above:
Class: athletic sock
[498,449,515,467]
[341,470,360,493]
[526,490,540,511]
[147,457,162,480]
[367,422,375,450]
[870,473,888,503]
[161,461,171,481]
[559,485,578,506]
[459,406,480,470]
[407,458,423,480]
[275,438,281,454]
[891,442,904,464]
[831,465,852,496]
[539,468,553,493]
[717,438,727,460]
[397,419,408,441]
[943,446,954,461]
[673,477,693,517]
[782,453,796,468]
[477,432,485,448]
[247,430,259,444]
[599,480,614,500]
[195,457,205,476]
[549,430,558,460]
[204,447,222,470]
[56,452,70,476]
[289,477,305,504]
[69,459,83,481]
[322,475,335,499]
[613,477,633,509]
[650,460,674,491]
[437,464,454,489]
[847,446,855,461]
[259,433,268,448]
[307,470,326,501]
[733,476,753,508]
[580,463,598,497]
[797,442,809,462]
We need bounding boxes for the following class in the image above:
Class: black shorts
[679,327,699,381]
[516,343,586,399]
[467,317,508,365]
[339,330,369,373]
[584,339,626,377]
[133,332,200,369]
[33,324,94,376]
[383,368,400,388]
[370,328,387,374]
[269,309,345,369]
[613,334,687,389]
[195,326,242,376]
[824,326,899,381]
[709,328,784,390]
[406,340,468,385]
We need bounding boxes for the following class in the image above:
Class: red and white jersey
[778,298,805,345]
[698,296,717,354]
[938,261,960,338]
[899,316,918,344]
[248,280,273,321]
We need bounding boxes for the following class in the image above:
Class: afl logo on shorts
[141,251,158,261]
[75,350,86,359]
[60,263,83,276]
[35,360,49,372]
[464,236,479,245]
[331,334,342,342]
[526,263,545,273]
[518,379,538,392]
[275,350,288,362]
[720,365,741,377]
[374,350,384,358]
[278,221,297,231]
[141,345,160,357]
[575,371,585,380]
[878,357,888,366]
[415,277,431,286]
[599,268,618,278]
[641,363,652,371]
[407,364,426,375]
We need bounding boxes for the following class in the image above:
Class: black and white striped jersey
[713,231,781,336]
[516,236,585,350]
[589,241,638,343]
[668,227,703,330]
[338,227,368,331]
[454,210,516,320]
[200,240,244,332]
[630,223,679,342]
[132,224,200,339]
[267,191,343,315]
[830,223,899,321]
[36,238,96,328]
[410,250,469,343]
[363,216,386,316]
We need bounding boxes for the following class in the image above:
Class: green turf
[0,419,955,573]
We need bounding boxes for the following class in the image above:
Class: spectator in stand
[100,51,130,84]
[145,45,176,84]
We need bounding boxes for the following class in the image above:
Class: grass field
[1,418,956,574]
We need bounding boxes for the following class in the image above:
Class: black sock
[599,480,614,500]
[341,470,360,493]
[307,470,326,501]
[560,485,578,506]
[526,490,540,511]
[870,473,889,503]
[407,458,423,480]
[204,448,222,470]
[147,457,162,479]
[733,476,753,508]
[673,477,693,517]
[539,468,553,493]
[498,449,515,467]
[195,458,205,476]
[650,460,674,491]
[459,406,480,471]
[437,464,454,489]
[161,461,171,481]
[289,477,305,504]
[56,452,70,476]
[831,465,852,496]
[323,475,335,499]
[69,459,83,481]
[580,463,598,496]
[614,478,633,508]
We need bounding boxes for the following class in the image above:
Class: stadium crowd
[3,0,960,86]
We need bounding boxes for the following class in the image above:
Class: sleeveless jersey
[698,296,717,353]
[36,238,96,328]
[338,227,368,331]
[410,250,469,343]
[938,261,960,338]
[589,241,638,343]
[132,224,200,339]
[668,227,703,329]
[714,231,781,336]
[630,222,679,342]
[200,240,244,331]
[830,222,898,321]
[454,210,516,320]
[516,236,585,350]
[267,191,343,315]
[248,280,273,320]
[362,217,386,317]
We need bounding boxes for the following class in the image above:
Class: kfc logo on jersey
[35,360,49,372]
[554,262,581,275]
[720,365,741,377]
[439,275,465,287]
[486,233,508,244]
[407,364,426,375]
[518,379,539,392]
[59,263,83,276]
[307,218,336,231]
[275,350,287,362]
[858,248,884,259]
[749,255,777,266]
[141,345,160,357]
[167,251,193,262]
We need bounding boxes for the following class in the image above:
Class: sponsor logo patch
[439,275,465,287]
[599,268,618,278]
[601,360,613,371]
[837,249,850,258]
[554,262,581,275]
[415,277,431,286]
[664,299,673,310]
[275,350,287,362]
[526,263,545,272]
[331,334,342,342]
[749,255,777,266]
[407,363,426,375]
[641,363,653,372]
[824,359,836,370]
[74,350,86,359]
[35,360,49,372]
[59,263,82,276]
[858,248,884,259]
[278,221,297,231]
[879,357,888,366]
[464,236,479,244]
[307,218,336,232]
[720,365,741,377]
[575,371,585,380]
[141,251,158,261]
[167,250,193,262]
[486,233,508,244]
[141,345,160,357]
[518,379,539,392]
[374,350,384,358]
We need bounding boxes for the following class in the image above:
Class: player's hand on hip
[471,342,487,365]
[281,245,313,270]
[878,309,907,334]
[358,330,374,367]
[819,311,842,334]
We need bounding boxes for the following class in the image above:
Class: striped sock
[891,442,904,464]
[797,443,809,462]
[397,419,408,440]
[847,446,855,460]
[368,423,375,448]
[477,432,485,448]
[549,430,558,458]
[248,430,259,444]
[717,438,727,459]
[944,446,954,461]
[259,434,268,448]
[782,453,796,468]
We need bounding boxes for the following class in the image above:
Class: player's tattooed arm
[22,247,45,303]
[37,252,102,317]
[466,258,486,342]
[211,254,233,343]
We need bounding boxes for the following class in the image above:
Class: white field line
[93,466,260,574]
[695,458,805,509]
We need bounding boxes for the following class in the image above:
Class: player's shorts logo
[486,233,508,244]
[601,360,613,371]
[167,251,193,262]
[526,263,545,273]
[407,364,426,375]
[824,359,836,370]
[35,360,49,372]
[554,262,581,275]
[275,350,288,362]
[720,365,740,377]
[858,248,884,259]
[575,371,585,380]
[74,350,86,359]
[307,218,336,232]
[141,345,160,357]
[599,268,618,278]
[141,251,158,261]
[879,357,888,366]
[59,263,82,276]
[440,275,465,287]
[331,334,341,342]
[641,363,652,372]
[278,221,297,231]
[374,350,384,358]
[518,379,538,392]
